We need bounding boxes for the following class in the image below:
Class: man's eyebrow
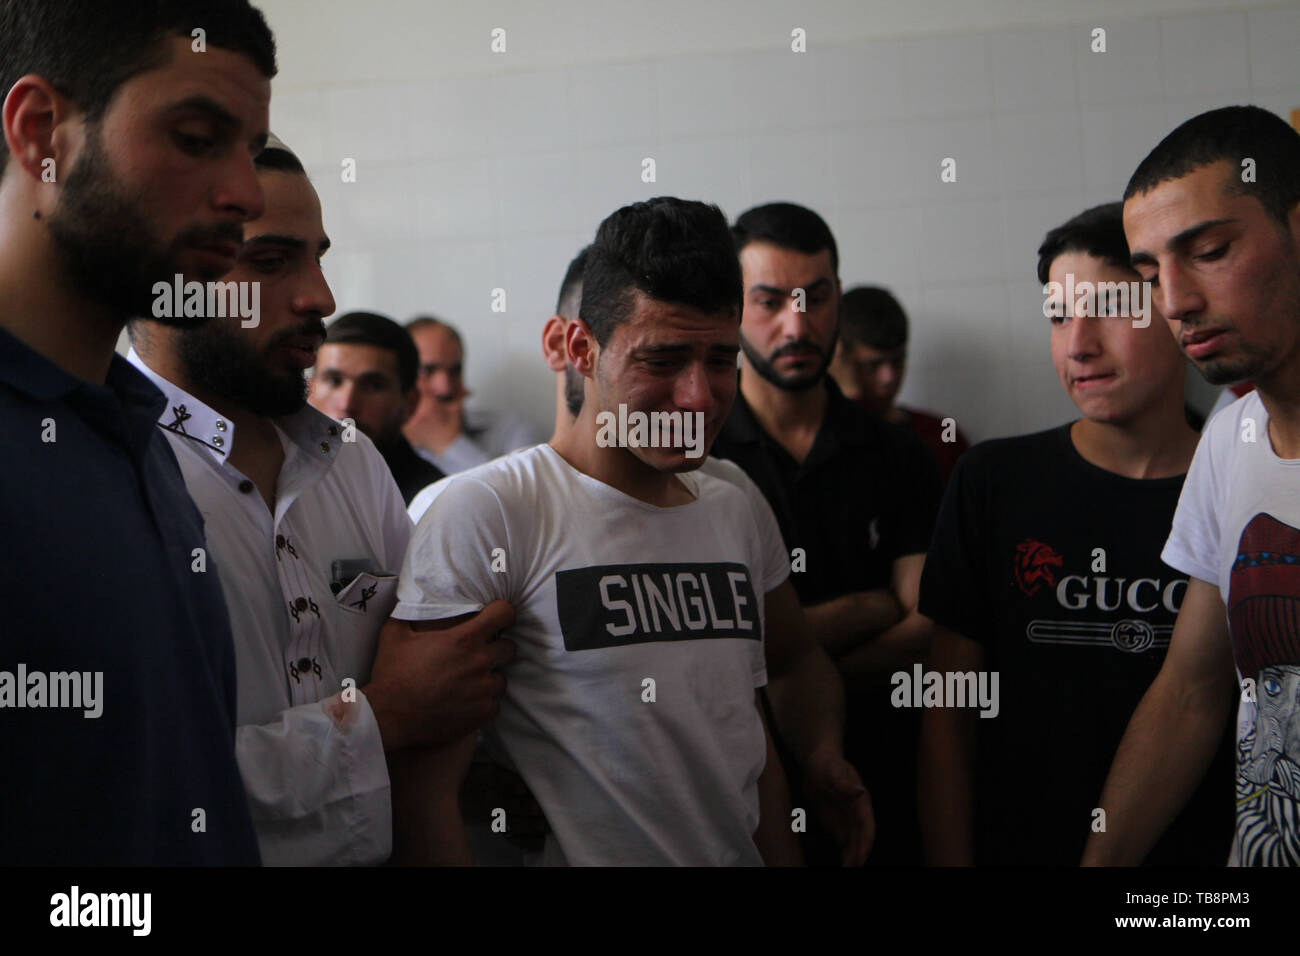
[632,342,740,356]
[165,95,239,128]
[1131,217,1237,267]
[166,95,266,153]
[243,234,305,251]
[748,278,831,295]
[634,343,692,356]
[241,235,331,256]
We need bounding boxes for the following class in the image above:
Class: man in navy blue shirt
[0,0,276,864]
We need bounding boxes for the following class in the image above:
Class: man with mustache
[128,136,514,865]
[711,203,942,865]
[1085,106,1300,866]
[0,0,274,864]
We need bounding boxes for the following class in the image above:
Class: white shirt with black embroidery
[129,350,412,866]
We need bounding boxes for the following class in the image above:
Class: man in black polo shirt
[309,311,445,505]
[0,0,274,864]
[712,203,942,865]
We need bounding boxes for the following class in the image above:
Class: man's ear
[565,317,599,379]
[2,75,81,190]
[541,315,568,372]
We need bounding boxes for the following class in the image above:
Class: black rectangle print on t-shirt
[555,562,762,651]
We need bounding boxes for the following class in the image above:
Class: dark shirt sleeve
[917,447,994,647]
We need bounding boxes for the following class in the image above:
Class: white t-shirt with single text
[394,444,790,865]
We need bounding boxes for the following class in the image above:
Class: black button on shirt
[0,327,260,865]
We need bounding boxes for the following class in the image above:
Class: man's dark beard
[178,319,325,417]
[45,124,242,324]
[740,332,835,392]
[1198,352,1272,386]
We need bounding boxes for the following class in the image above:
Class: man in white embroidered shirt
[127,136,514,865]
[396,198,861,865]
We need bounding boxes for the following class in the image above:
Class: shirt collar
[722,375,863,449]
[127,348,348,466]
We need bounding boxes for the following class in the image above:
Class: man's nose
[1067,313,1102,360]
[1156,261,1206,324]
[212,149,266,223]
[776,297,813,340]
[334,380,357,417]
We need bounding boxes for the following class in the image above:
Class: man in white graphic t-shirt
[1085,106,1300,866]
[394,197,862,865]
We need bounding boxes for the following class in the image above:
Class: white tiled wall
[255,0,1300,442]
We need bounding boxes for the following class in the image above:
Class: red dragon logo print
[1013,539,1064,596]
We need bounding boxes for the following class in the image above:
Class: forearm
[805,589,903,657]
[835,609,933,692]
[918,704,976,865]
[389,733,477,866]
[753,703,803,866]
[1082,673,1233,866]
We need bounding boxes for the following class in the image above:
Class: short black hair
[839,286,908,351]
[324,311,419,393]
[0,0,276,176]
[731,202,839,274]
[580,197,741,347]
[1036,202,1132,286]
[254,144,304,175]
[1125,105,1300,227]
[556,245,589,318]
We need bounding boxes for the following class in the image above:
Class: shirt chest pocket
[334,572,399,618]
